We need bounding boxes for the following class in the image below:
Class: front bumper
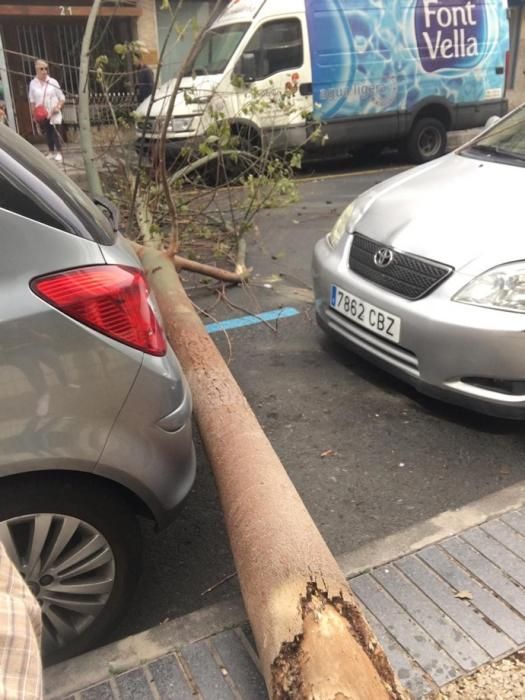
[135,133,203,159]
[313,235,525,419]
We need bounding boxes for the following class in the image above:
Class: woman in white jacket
[28,59,65,162]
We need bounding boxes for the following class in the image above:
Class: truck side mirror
[484,115,501,130]
[236,53,257,83]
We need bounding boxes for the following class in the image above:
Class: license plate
[330,285,401,343]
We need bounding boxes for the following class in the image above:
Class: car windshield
[185,23,250,76]
[464,105,525,164]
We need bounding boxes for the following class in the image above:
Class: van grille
[349,234,453,300]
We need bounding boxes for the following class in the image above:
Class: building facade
[507,0,525,109]
[0,0,222,136]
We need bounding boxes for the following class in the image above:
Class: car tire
[0,474,142,665]
[406,118,447,164]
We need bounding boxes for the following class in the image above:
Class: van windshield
[463,105,525,164]
[185,23,250,76]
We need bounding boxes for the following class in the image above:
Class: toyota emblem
[374,248,394,268]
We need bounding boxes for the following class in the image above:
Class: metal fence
[4,16,137,133]
[63,91,138,126]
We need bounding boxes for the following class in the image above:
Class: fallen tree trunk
[138,246,410,700]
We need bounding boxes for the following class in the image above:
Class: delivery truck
[136,0,509,163]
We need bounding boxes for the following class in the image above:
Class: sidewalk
[44,481,525,700]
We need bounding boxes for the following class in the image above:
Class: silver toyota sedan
[313,104,525,419]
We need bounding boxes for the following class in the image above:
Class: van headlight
[167,116,194,132]
[454,261,525,312]
[327,196,367,247]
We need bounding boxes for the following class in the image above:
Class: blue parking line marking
[205,307,300,334]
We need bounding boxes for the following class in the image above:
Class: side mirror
[485,115,501,129]
[236,52,257,83]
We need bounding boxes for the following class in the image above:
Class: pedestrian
[29,59,65,162]
[134,52,154,103]
[0,542,43,699]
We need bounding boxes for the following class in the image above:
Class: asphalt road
[117,158,525,642]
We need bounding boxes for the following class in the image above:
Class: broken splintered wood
[272,582,409,700]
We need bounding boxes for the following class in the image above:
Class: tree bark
[78,0,103,198]
[138,245,411,700]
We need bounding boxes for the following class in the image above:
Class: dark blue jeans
[44,120,61,152]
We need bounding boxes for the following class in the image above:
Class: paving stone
[481,519,525,562]
[240,622,258,656]
[442,537,525,618]
[462,528,525,587]
[365,610,435,699]
[182,640,236,699]
[372,565,488,671]
[397,554,513,658]
[420,545,525,644]
[80,682,114,700]
[502,510,525,537]
[115,669,153,700]
[352,573,462,685]
[211,629,268,699]
[148,654,194,700]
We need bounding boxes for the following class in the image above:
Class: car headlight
[327,196,368,247]
[453,261,525,312]
[167,116,194,132]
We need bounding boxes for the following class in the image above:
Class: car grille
[326,308,419,376]
[349,234,453,300]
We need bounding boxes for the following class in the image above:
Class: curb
[447,127,480,150]
[337,478,525,579]
[44,479,525,698]
[44,598,247,699]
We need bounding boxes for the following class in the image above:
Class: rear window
[0,124,115,244]
[0,171,67,231]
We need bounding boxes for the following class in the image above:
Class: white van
[136,0,509,163]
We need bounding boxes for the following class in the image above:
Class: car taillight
[32,265,167,356]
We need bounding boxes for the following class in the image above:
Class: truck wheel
[406,118,447,163]
[0,475,141,665]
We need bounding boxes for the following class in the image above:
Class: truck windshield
[464,105,525,164]
[185,23,250,76]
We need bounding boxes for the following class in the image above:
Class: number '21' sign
[59,6,73,15]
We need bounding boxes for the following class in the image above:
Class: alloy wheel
[0,513,115,657]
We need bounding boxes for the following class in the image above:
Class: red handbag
[34,82,49,123]
[34,104,49,123]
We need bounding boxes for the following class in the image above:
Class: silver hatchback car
[313,103,525,419]
[0,125,195,663]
